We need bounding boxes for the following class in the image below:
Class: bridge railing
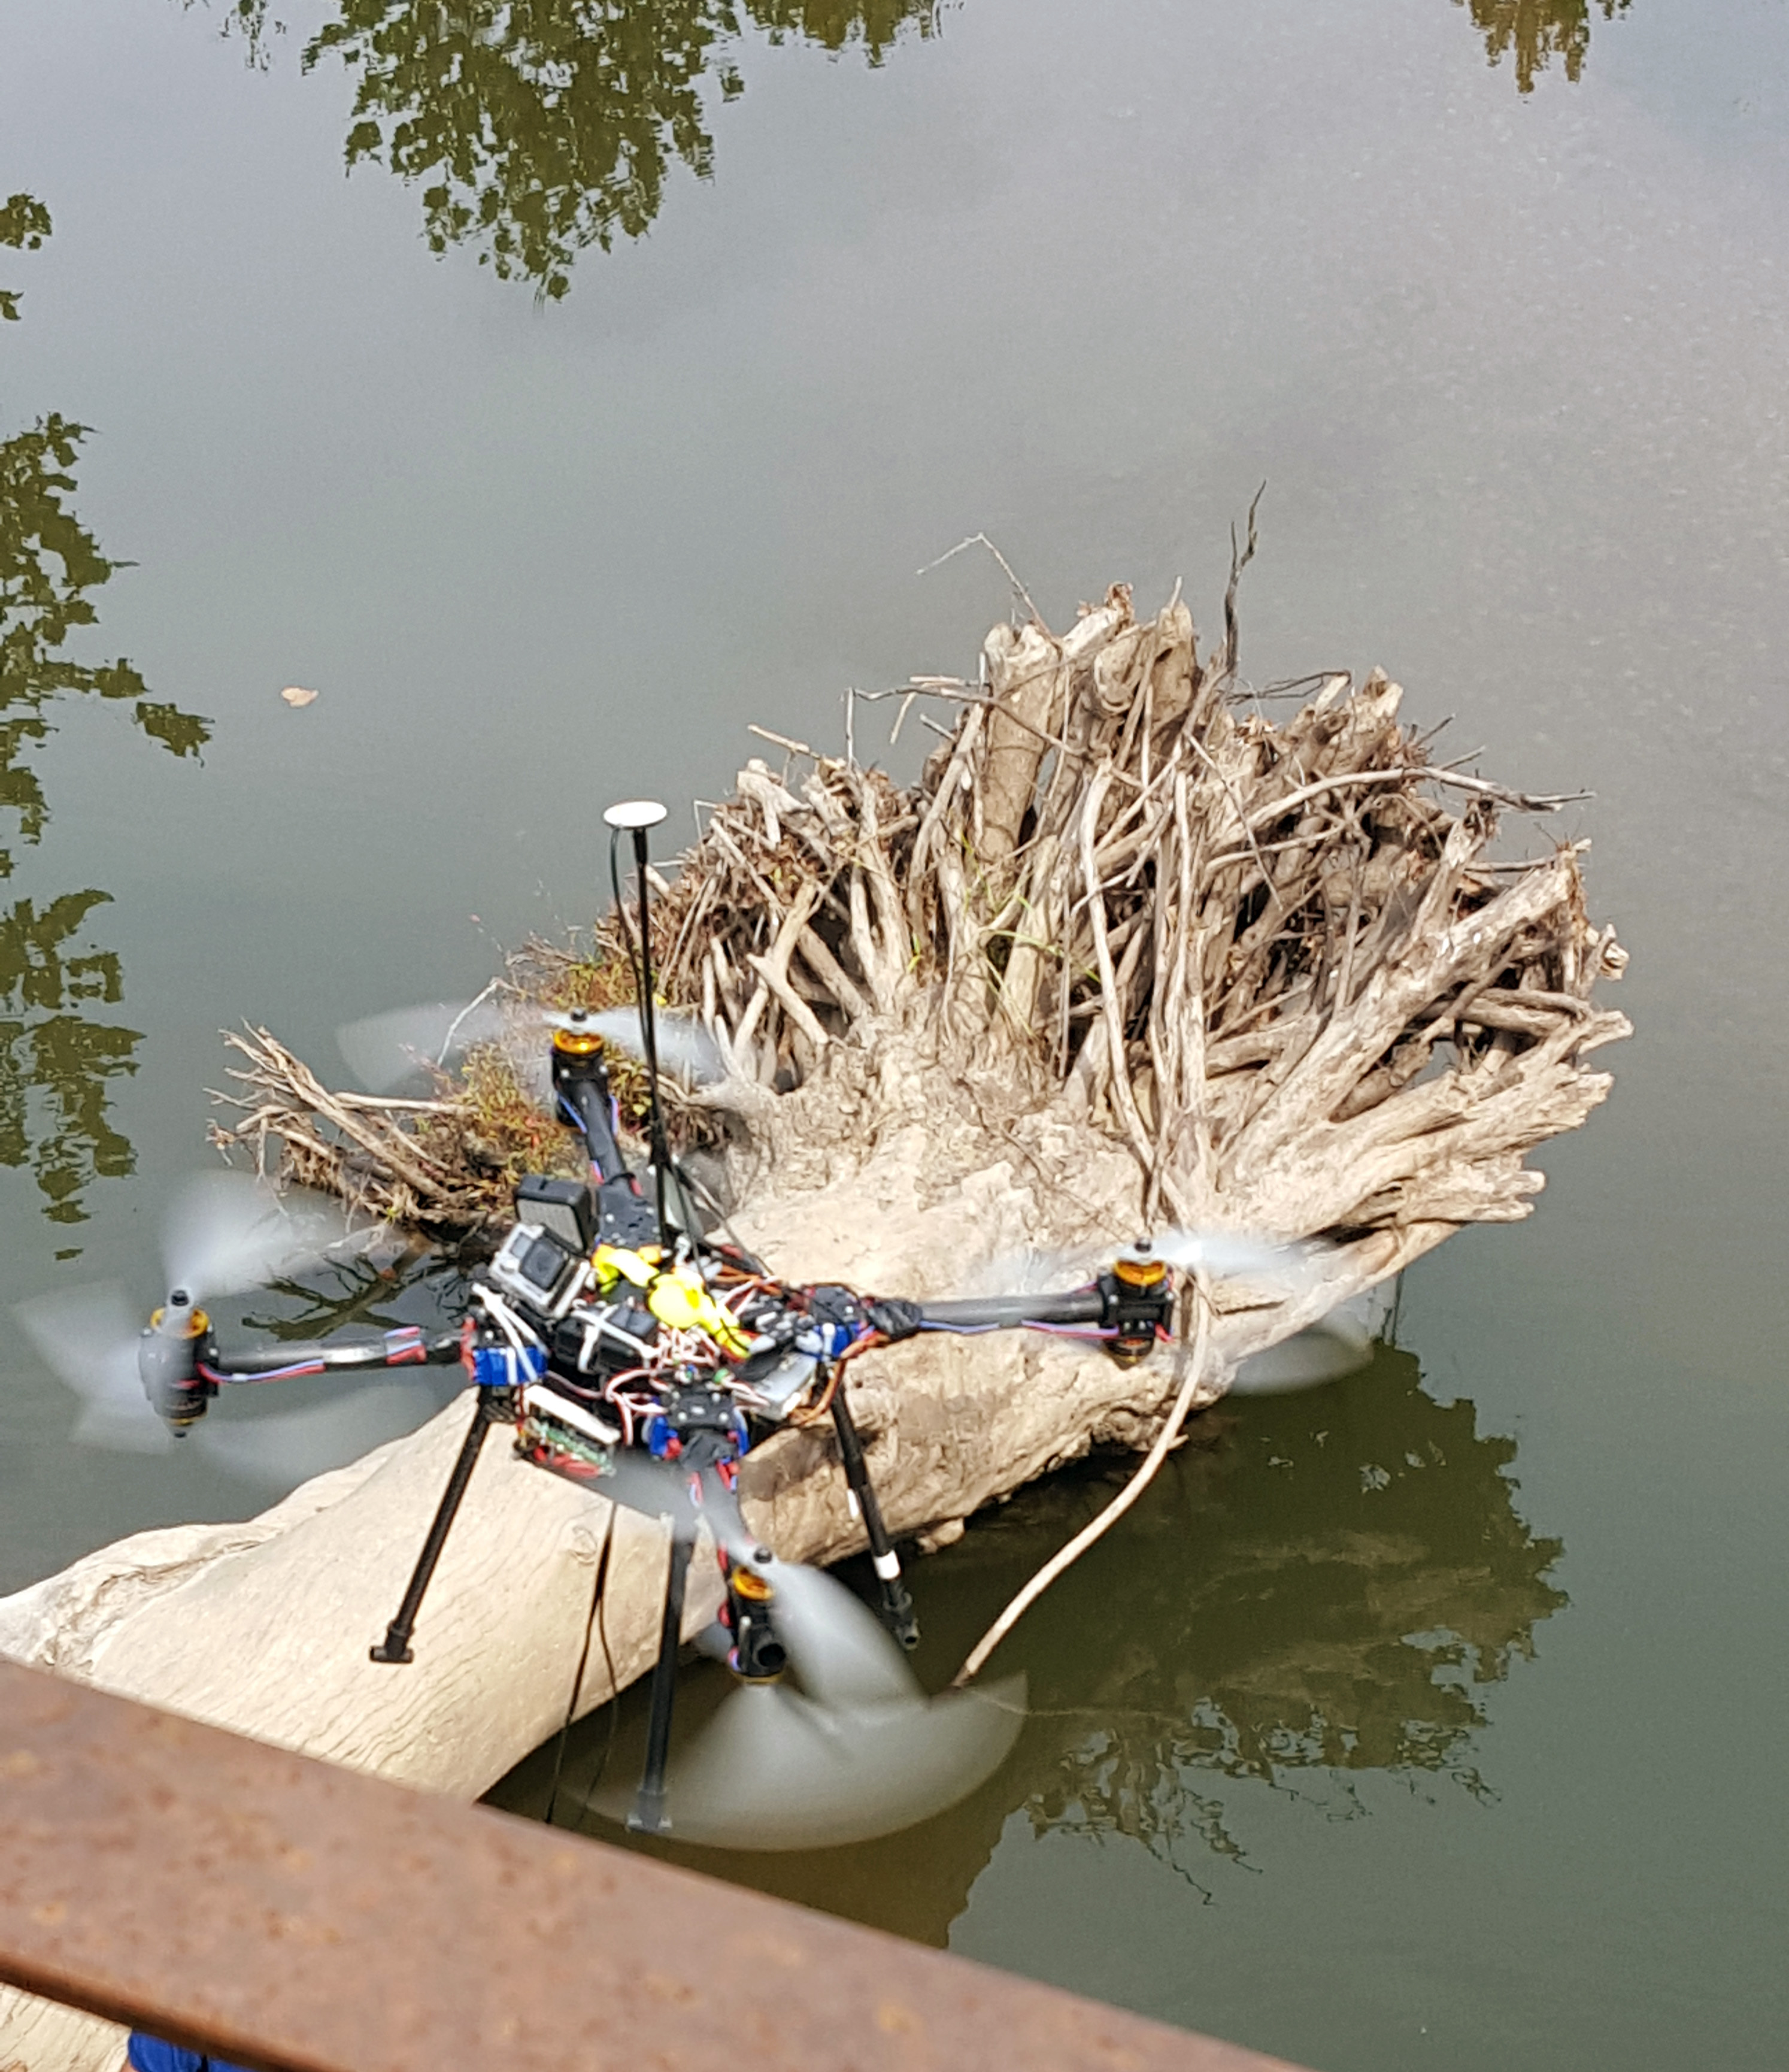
[0,1660,1308,2072]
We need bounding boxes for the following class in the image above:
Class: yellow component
[732,1568,774,1603]
[592,1244,656,1290]
[644,1268,753,1356]
[592,1246,752,1355]
[552,1025,605,1058]
[1112,1253,1168,1288]
[148,1304,210,1339]
[645,1271,706,1329]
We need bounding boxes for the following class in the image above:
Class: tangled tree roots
[214,579,1627,1544]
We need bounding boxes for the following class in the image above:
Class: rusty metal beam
[0,1662,1308,2072]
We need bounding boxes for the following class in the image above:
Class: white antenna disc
[603,799,668,830]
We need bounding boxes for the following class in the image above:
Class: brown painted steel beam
[0,1661,1309,2072]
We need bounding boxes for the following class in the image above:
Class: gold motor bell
[1112,1253,1168,1288]
[552,1025,605,1058]
[149,1302,210,1338]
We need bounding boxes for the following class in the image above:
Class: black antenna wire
[544,1504,616,1829]
[609,825,672,1246]
[609,825,645,1004]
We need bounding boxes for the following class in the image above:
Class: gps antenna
[604,799,672,1248]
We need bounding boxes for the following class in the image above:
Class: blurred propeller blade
[19,1176,392,1461]
[336,998,510,1095]
[1144,1226,1323,1292]
[1229,1324,1372,1395]
[1229,1284,1389,1395]
[16,1283,165,1453]
[687,1494,919,1707]
[583,1464,1024,1848]
[341,994,729,1102]
[938,1226,1324,1307]
[195,1379,444,1486]
[763,1557,918,1709]
[594,1674,1025,1853]
[593,1447,696,1525]
[162,1171,357,1305]
[929,1228,1392,1397]
[555,1007,726,1088]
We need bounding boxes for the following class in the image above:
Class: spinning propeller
[592,1455,1023,1851]
[337,998,724,1101]
[15,1173,444,1485]
[952,1226,1323,1298]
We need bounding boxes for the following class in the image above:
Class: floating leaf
[280,686,319,708]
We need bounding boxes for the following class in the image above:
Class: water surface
[2,1,1787,2065]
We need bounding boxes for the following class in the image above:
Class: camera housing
[514,1173,596,1251]
[486,1220,587,1320]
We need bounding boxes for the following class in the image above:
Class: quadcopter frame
[125,808,1177,1840]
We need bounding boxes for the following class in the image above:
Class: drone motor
[138,1291,215,1432]
[1100,1249,1174,1368]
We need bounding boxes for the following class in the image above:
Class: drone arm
[914,1290,1111,1332]
[557,1074,629,1185]
[915,1270,1172,1367]
[198,1326,464,1385]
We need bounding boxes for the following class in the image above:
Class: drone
[20,799,1339,1852]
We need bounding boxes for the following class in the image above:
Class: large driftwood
[210,584,1628,1252]
[1,581,1629,2071]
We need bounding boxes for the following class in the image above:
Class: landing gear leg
[628,1521,695,1835]
[831,1389,918,1650]
[369,1388,502,1665]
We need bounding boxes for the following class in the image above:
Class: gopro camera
[487,1221,587,1320]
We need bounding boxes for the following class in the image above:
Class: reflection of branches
[0,198,214,1222]
[0,411,210,1216]
[490,1354,1562,1950]
[1039,1725,1239,1887]
[239,1243,460,1341]
[0,892,140,1222]
[288,0,940,301]
[985,1351,1564,1864]
[1453,0,1633,93]
[1,414,211,880]
[1,194,52,325]
[748,0,936,57]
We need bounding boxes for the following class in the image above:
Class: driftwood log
[0,580,1629,2071]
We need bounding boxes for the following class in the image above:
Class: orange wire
[787,1329,884,1425]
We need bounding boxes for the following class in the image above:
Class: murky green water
[4,1,1788,2065]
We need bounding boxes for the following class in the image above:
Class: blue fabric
[126,2031,255,2072]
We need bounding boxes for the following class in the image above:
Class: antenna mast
[604,799,672,1248]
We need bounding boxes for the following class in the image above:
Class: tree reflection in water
[205,0,941,301]
[2,198,211,1222]
[1012,1346,1566,1883]
[239,1237,465,1343]
[199,0,1643,302]
[1453,0,1634,93]
[492,1344,1566,1942]
[0,893,141,1226]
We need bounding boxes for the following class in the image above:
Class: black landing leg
[369,1389,502,1665]
[831,1391,918,1650]
[628,1523,696,1835]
